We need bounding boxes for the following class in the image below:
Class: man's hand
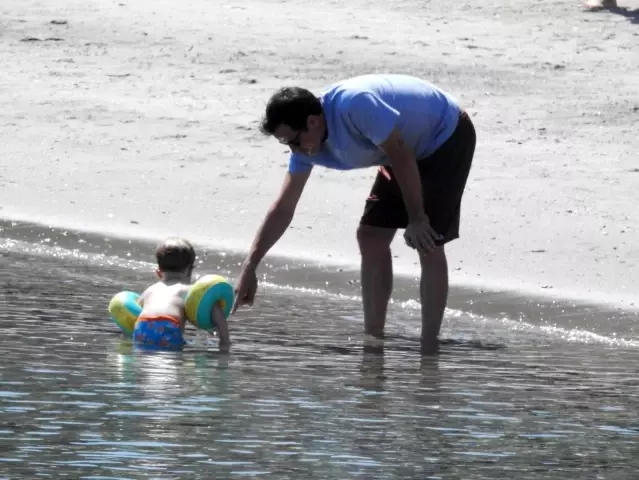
[379,127,439,256]
[404,216,443,256]
[231,263,258,314]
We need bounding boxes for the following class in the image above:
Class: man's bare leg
[357,225,397,338]
[419,246,449,355]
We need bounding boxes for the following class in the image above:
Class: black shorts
[359,110,476,245]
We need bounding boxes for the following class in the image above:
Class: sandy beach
[1,0,638,309]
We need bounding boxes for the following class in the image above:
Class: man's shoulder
[319,80,378,125]
[320,74,381,101]
[322,74,451,100]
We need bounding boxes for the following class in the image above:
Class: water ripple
[1,236,639,478]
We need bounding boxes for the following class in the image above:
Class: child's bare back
[139,281,191,330]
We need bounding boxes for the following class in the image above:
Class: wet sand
[3,218,638,341]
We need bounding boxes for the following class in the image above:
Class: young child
[133,237,231,352]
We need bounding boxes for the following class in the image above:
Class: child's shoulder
[141,280,163,295]
[177,282,193,297]
[144,280,163,291]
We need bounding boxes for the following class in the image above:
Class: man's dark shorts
[359,110,476,246]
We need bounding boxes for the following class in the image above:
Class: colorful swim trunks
[133,315,185,351]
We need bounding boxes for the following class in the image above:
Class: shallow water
[1,220,639,479]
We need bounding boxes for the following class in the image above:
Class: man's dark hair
[259,87,323,135]
[155,238,196,273]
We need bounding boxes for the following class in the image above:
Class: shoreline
[2,207,638,313]
[3,216,638,339]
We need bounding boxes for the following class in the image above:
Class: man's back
[324,74,460,157]
[289,74,462,172]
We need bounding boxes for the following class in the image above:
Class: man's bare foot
[584,0,617,10]
[363,333,385,346]
[420,338,440,355]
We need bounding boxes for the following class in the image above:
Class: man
[232,73,476,354]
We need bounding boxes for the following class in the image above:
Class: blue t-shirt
[288,74,461,174]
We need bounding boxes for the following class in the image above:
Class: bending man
[232,73,476,354]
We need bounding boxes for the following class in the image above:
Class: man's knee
[357,225,396,257]
[419,246,448,270]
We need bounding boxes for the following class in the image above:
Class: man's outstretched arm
[232,168,312,313]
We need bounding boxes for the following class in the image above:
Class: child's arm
[211,303,231,352]
[137,287,150,307]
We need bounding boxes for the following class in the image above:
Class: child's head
[155,237,196,280]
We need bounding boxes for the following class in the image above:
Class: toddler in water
[133,237,231,352]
